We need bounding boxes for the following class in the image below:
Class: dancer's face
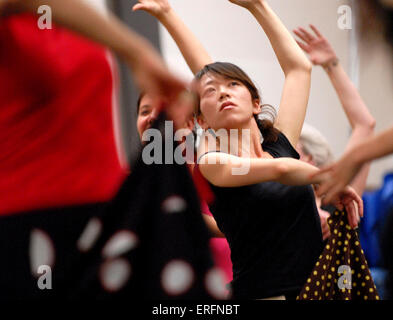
[197,73,260,131]
[137,94,158,139]
[137,93,195,141]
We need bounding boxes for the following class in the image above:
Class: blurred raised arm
[8,0,187,101]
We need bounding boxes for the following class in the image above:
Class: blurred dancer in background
[0,0,194,298]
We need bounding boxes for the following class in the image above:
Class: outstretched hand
[132,0,170,18]
[312,152,364,209]
[293,24,337,67]
[330,185,363,229]
[312,153,364,230]
[131,47,194,129]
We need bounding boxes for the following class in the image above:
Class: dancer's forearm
[325,61,376,133]
[158,8,212,74]
[199,153,321,188]
[352,127,393,166]
[325,60,376,195]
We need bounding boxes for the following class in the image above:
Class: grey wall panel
[108,0,161,164]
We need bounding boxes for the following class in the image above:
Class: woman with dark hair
[136,0,363,299]
[193,60,362,300]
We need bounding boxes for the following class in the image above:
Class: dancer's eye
[204,87,215,95]
[230,81,239,87]
[140,109,150,116]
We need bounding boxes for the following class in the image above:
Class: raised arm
[294,24,376,195]
[315,126,393,204]
[133,0,212,74]
[7,0,186,101]
[229,0,312,147]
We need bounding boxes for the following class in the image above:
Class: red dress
[0,13,127,216]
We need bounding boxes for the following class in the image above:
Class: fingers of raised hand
[298,27,315,42]
[309,24,323,38]
[293,29,310,44]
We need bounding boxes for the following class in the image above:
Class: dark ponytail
[255,118,279,143]
[254,104,279,143]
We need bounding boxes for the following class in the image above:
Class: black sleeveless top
[204,132,323,299]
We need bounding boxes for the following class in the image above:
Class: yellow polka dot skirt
[297,210,379,300]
